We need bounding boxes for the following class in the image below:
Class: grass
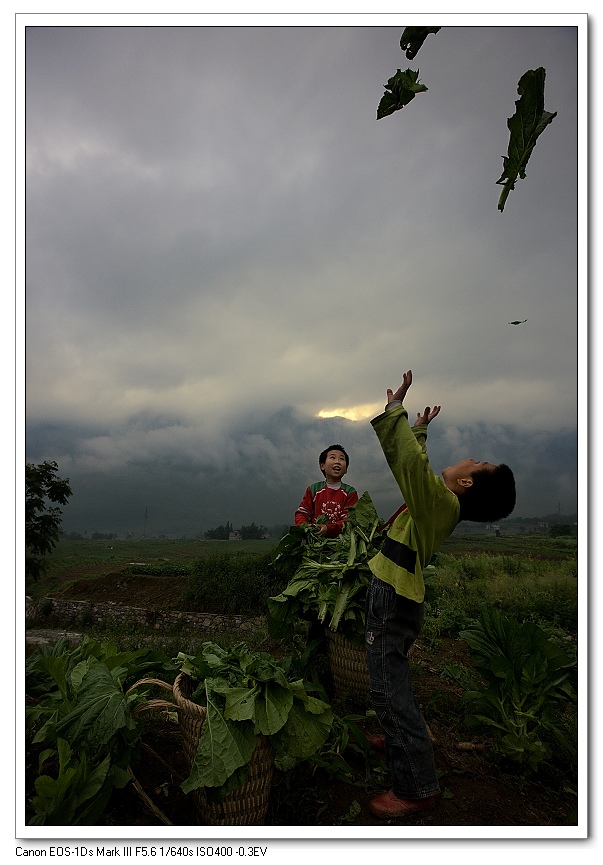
[422,549,578,642]
[30,532,579,648]
[440,533,577,559]
[27,537,279,599]
[46,536,278,569]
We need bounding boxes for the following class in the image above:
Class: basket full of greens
[268,492,384,698]
[173,641,333,825]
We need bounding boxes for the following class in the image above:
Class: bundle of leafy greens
[25,636,175,825]
[456,607,577,772]
[267,492,384,645]
[174,642,333,800]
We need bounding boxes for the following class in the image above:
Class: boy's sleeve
[294,487,314,526]
[412,425,428,453]
[371,404,441,519]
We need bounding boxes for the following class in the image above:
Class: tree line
[204,521,269,541]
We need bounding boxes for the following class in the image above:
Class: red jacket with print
[294,481,359,538]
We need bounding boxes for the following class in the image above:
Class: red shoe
[366,733,386,752]
[369,789,440,818]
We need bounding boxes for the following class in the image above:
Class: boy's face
[320,449,348,483]
[441,459,496,493]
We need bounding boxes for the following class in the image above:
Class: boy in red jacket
[294,444,359,538]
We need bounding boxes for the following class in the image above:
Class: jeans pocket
[366,577,393,628]
[365,579,389,698]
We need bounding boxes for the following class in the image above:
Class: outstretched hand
[386,371,441,425]
[387,370,413,404]
[414,405,441,426]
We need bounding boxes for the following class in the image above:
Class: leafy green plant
[267,493,383,644]
[29,739,119,826]
[25,637,175,824]
[458,607,577,771]
[423,551,577,632]
[334,799,361,824]
[174,642,334,800]
[307,711,380,787]
[26,635,173,699]
[497,67,557,212]
[182,551,281,615]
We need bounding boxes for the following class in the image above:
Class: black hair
[319,444,350,477]
[457,464,516,523]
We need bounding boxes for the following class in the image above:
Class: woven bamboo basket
[126,677,184,826]
[326,629,370,699]
[173,672,274,826]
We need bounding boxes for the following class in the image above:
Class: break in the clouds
[24,21,580,534]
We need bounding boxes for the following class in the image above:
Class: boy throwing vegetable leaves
[366,370,516,817]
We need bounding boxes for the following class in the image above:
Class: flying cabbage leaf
[377,68,428,119]
[399,27,441,60]
[496,67,557,212]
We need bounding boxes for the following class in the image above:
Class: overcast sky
[24,19,581,537]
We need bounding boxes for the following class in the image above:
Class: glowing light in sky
[317,403,382,421]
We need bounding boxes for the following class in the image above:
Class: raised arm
[384,371,440,427]
[413,405,441,426]
[372,371,447,518]
[386,369,413,405]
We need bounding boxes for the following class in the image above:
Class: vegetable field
[25,526,579,827]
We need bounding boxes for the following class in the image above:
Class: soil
[28,567,578,830]
[50,568,192,610]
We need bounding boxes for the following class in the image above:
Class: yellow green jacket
[368,402,460,602]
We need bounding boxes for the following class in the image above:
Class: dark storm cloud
[27,402,577,537]
[24,21,581,531]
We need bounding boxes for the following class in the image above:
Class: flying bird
[509,319,528,325]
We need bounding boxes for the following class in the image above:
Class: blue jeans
[365,576,440,799]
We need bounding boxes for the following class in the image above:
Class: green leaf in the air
[496,67,557,212]
[399,27,441,60]
[377,68,428,120]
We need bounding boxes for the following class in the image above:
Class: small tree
[204,521,233,540]
[239,522,266,540]
[26,461,72,581]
